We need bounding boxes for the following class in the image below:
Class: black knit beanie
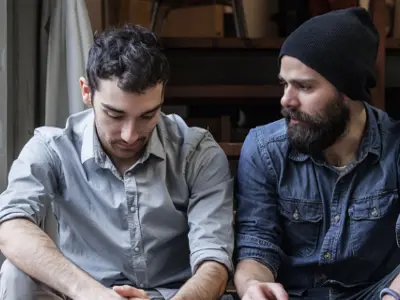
[279,7,379,102]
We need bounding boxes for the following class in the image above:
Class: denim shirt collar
[288,102,382,164]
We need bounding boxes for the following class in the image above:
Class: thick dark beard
[281,93,350,155]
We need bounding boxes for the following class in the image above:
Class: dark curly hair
[86,24,170,97]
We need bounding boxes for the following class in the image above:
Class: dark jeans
[288,263,400,300]
[147,290,237,300]
[223,264,400,300]
[148,294,236,300]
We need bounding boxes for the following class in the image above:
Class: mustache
[111,136,146,145]
[281,108,315,124]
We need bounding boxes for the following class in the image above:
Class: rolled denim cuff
[235,233,284,279]
[380,288,400,300]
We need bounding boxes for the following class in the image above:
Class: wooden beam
[161,37,285,49]
[162,36,400,51]
[219,142,242,157]
[165,85,282,99]
[370,0,386,110]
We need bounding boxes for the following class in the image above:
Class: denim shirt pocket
[279,197,323,258]
[348,190,398,258]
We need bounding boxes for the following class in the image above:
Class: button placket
[333,215,340,224]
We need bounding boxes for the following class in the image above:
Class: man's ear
[79,77,92,107]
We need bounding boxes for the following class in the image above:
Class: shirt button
[323,252,331,260]
[371,208,378,217]
[139,283,144,288]
[134,247,140,252]
[293,209,300,220]
[333,215,340,224]
[130,206,136,213]
[126,171,132,177]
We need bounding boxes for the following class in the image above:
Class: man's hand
[242,280,289,300]
[76,285,149,300]
[113,285,150,300]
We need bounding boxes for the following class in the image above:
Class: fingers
[244,283,269,300]
[261,283,289,300]
[244,282,288,300]
[246,287,269,300]
[112,285,149,299]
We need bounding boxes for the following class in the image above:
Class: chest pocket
[279,197,323,258]
[348,190,398,258]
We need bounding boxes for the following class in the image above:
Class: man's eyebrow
[101,103,125,114]
[278,75,316,84]
[140,103,163,116]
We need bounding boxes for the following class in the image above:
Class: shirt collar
[80,113,96,164]
[81,115,166,165]
[140,126,166,162]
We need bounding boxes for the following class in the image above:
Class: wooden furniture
[103,0,227,37]
[149,0,247,37]
[90,0,390,159]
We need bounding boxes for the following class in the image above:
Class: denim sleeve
[235,128,284,279]
[396,145,400,248]
[0,133,59,226]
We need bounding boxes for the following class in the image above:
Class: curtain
[8,0,93,246]
[44,0,93,127]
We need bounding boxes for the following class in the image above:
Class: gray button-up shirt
[0,110,234,298]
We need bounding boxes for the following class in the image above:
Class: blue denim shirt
[235,103,400,295]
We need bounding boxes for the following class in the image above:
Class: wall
[0,0,12,192]
[0,0,13,264]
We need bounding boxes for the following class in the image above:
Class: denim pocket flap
[279,198,323,223]
[349,191,396,220]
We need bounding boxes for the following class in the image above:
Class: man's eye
[300,85,311,91]
[107,112,123,119]
[141,114,155,120]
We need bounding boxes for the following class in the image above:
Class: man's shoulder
[248,118,289,148]
[33,109,93,148]
[158,113,216,153]
[373,106,400,136]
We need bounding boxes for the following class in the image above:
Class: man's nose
[280,86,300,108]
[121,123,139,144]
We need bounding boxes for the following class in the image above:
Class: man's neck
[324,102,367,167]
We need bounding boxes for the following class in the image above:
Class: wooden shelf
[162,37,400,50]
[161,37,285,49]
[386,38,400,49]
[219,142,242,157]
[165,85,282,99]
[226,280,236,293]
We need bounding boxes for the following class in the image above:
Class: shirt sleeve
[185,132,234,275]
[396,145,400,248]
[0,133,59,226]
[234,128,284,279]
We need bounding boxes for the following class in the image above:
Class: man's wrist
[380,288,400,300]
[245,279,262,290]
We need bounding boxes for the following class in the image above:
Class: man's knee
[0,259,36,300]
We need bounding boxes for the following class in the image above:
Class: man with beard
[233,7,400,300]
[0,25,234,300]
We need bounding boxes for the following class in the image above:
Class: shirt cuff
[396,214,400,248]
[191,248,234,276]
[235,233,283,279]
[0,209,38,225]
